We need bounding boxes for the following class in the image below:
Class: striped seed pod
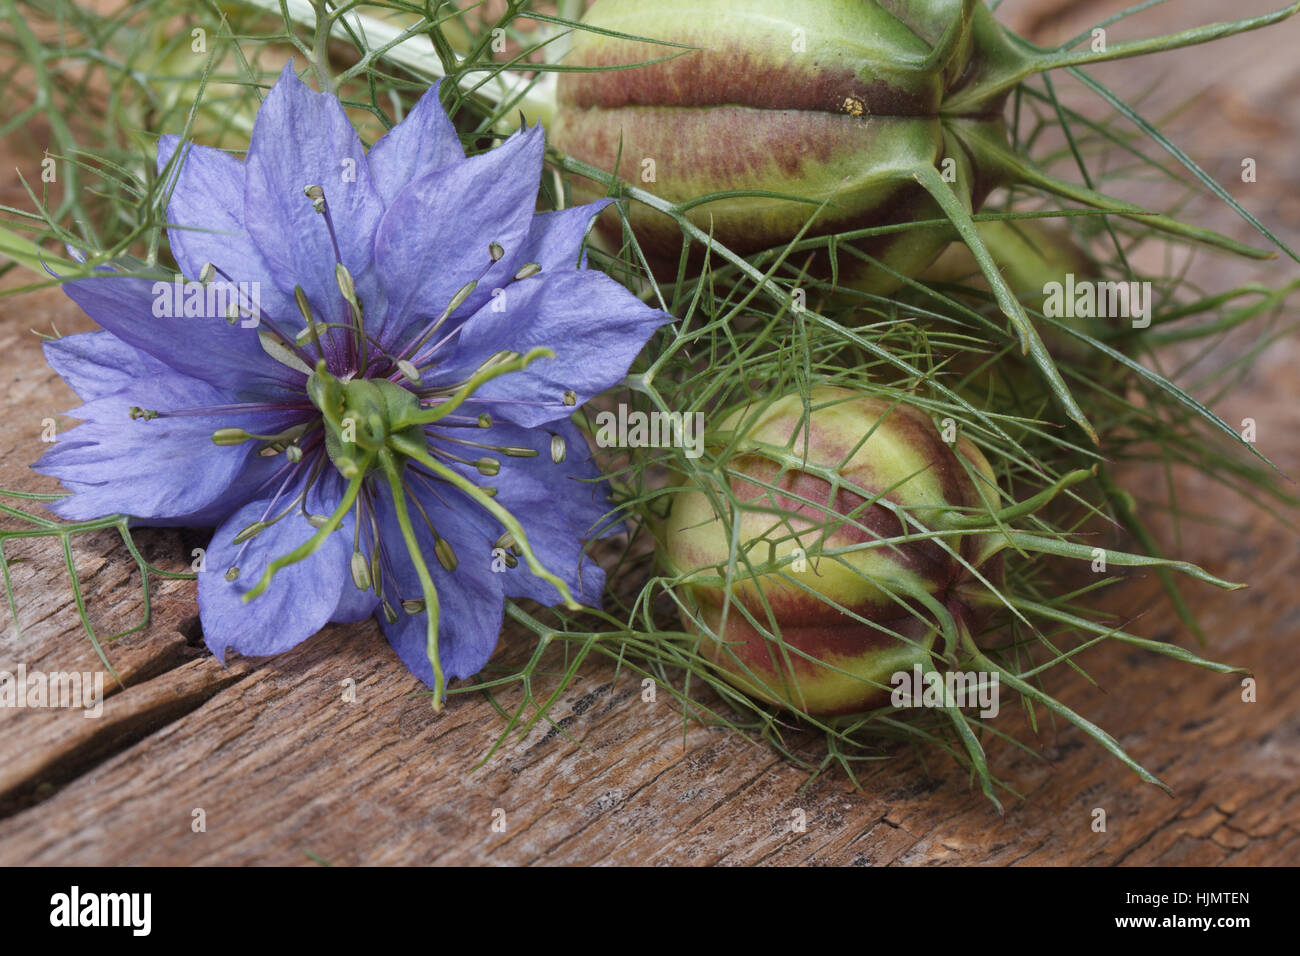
[553,0,1295,440]
[662,385,1001,715]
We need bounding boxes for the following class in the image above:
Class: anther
[258,329,313,374]
[232,522,267,545]
[551,435,566,464]
[434,534,457,572]
[293,287,321,344]
[513,262,541,280]
[447,280,477,316]
[396,359,422,385]
[303,184,326,214]
[335,263,358,306]
[563,390,577,406]
[350,551,371,591]
[129,407,159,421]
[489,241,505,262]
[224,567,240,582]
[212,428,252,445]
[475,457,501,477]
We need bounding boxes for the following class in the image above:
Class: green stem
[946,2,1300,112]
[309,0,336,95]
[962,123,1273,259]
[940,702,1003,813]
[942,467,1093,528]
[1012,598,1247,676]
[961,629,1170,793]
[1096,467,1204,645]
[993,531,1245,590]
[910,162,1098,445]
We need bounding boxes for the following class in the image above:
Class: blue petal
[366,82,464,207]
[372,124,545,350]
[43,330,168,403]
[445,269,670,427]
[514,200,613,273]
[156,135,295,324]
[198,468,372,660]
[371,477,505,686]
[446,416,611,607]
[242,63,384,352]
[59,273,301,398]
[35,364,307,522]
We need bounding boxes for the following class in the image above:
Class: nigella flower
[35,63,668,704]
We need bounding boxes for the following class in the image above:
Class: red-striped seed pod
[555,0,1280,279]
[662,385,1001,715]
[553,0,1294,440]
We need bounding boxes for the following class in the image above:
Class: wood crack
[0,652,253,818]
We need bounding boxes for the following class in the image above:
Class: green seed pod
[556,0,981,272]
[663,385,1001,715]
[554,0,1295,439]
[557,0,1279,275]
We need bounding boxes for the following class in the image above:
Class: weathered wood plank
[0,0,1297,865]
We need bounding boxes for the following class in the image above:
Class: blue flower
[35,63,668,703]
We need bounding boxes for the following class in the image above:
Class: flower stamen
[242,449,374,603]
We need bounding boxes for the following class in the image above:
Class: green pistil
[398,347,554,428]
[379,446,446,708]
[272,351,580,706]
[387,430,580,612]
[241,450,372,603]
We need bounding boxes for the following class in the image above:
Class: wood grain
[0,0,1297,865]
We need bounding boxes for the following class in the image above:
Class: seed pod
[554,0,1292,439]
[556,0,972,272]
[662,386,1001,715]
[557,0,1276,276]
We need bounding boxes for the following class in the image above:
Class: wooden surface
[1,0,1298,865]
